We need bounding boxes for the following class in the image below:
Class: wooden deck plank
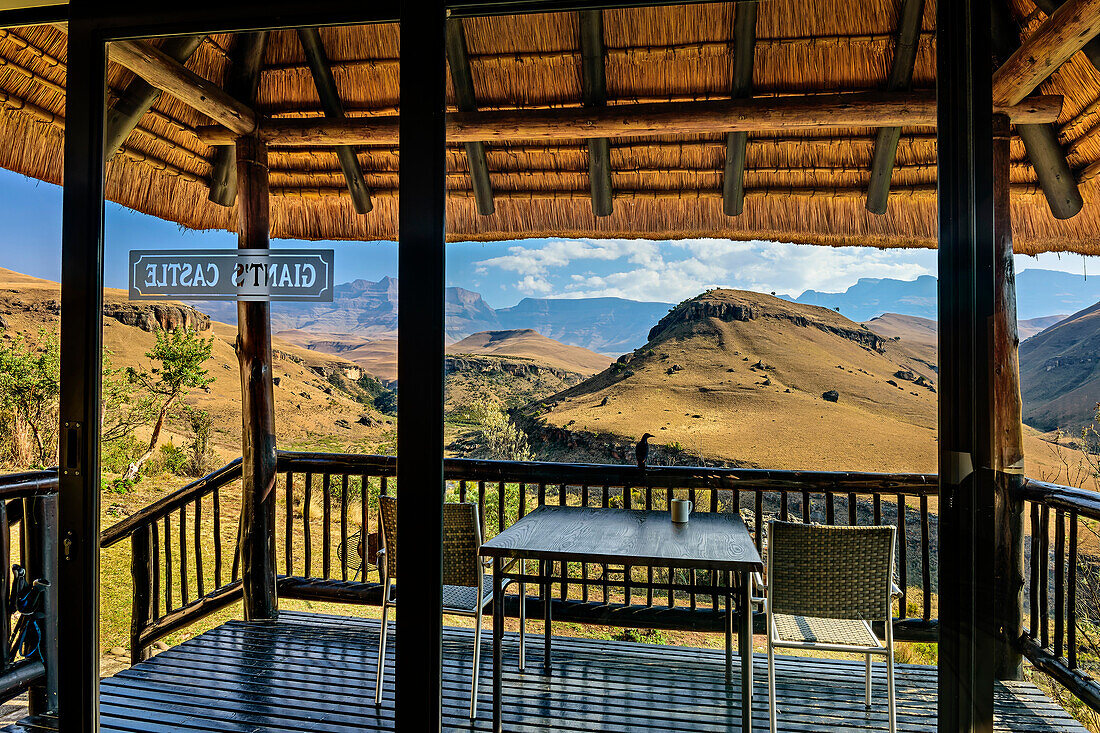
[4,611,1085,732]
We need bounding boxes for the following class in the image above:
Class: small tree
[182,405,216,477]
[0,330,60,467]
[124,328,214,481]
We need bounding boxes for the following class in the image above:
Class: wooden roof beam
[195,91,1062,146]
[209,32,268,207]
[992,0,1082,219]
[108,39,256,135]
[865,0,925,215]
[1032,0,1100,70]
[722,0,757,216]
[992,0,1100,107]
[446,18,494,216]
[104,35,205,160]
[580,10,612,217]
[297,28,373,214]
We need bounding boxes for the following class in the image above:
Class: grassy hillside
[1021,301,1100,434]
[449,329,610,375]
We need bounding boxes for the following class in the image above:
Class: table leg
[740,570,753,733]
[493,557,503,733]
[542,559,552,675]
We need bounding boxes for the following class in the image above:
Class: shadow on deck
[5,611,1085,732]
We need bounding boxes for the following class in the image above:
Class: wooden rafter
[446,18,494,216]
[104,35,205,160]
[109,39,255,134]
[722,0,757,216]
[864,0,925,215]
[297,27,372,215]
[1032,0,1100,70]
[580,10,612,217]
[209,32,268,207]
[992,0,1083,219]
[195,91,1062,146]
[992,0,1100,107]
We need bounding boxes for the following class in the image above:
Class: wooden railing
[1014,477,1100,710]
[0,469,58,713]
[104,451,942,658]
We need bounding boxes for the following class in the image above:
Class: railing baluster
[459,479,467,503]
[559,483,566,507]
[194,498,204,598]
[1054,509,1065,659]
[802,489,811,523]
[179,505,188,605]
[601,485,609,602]
[130,524,154,664]
[897,495,907,619]
[754,491,763,552]
[1069,511,1078,669]
[848,491,857,525]
[361,473,370,581]
[920,494,931,621]
[164,514,173,611]
[498,481,505,535]
[151,519,161,619]
[623,484,631,510]
[0,500,10,669]
[341,475,350,581]
[518,482,526,518]
[284,473,293,577]
[322,473,332,579]
[380,475,389,497]
[581,484,590,602]
[478,481,487,539]
[1030,501,1041,638]
[1041,503,1050,649]
[826,491,835,525]
[780,490,788,522]
[213,487,223,588]
[873,493,881,526]
[538,482,546,506]
[303,472,313,577]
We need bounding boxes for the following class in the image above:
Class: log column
[992,113,1026,680]
[236,134,278,620]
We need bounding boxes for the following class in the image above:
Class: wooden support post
[296,28,373,214]
[129,524,154,665]
[992,114,1027,681]
[992,0,1083,219]
[446,18,494,216]
[722,0,757,216]
[865,0,925,215]
[398,0,446,726]
[580,9,612,217]
[236,134,278,621]
[104,35,205,159]
[209,32,267,207]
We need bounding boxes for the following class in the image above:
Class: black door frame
[21,0,995,730]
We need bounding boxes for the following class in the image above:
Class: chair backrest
[768,521,895,622]
[377,496,482,589]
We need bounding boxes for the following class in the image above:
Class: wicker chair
[374,495,524,718]
[760,521,899,733]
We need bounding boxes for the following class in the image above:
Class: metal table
[480,505,764,732]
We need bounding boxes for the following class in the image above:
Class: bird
[636,433,654,469]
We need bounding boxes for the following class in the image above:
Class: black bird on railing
[636,433,654,469]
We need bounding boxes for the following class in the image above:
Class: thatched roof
[1,1,1099,253]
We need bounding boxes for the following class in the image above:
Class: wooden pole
[992,113,1027,681]
[865,0,925,214]
[194,91,1062,146]
[446,18,494,216]
[722,0,757,216]
[209,32,267,207]
[104,35,205,159]
[236,134,278,621]
[580,9,613,217]
[992,0,1100,107]
[1033,0,1100,70]
[296,27,373,214]
[109,39,256,134]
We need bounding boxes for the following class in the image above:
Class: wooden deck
[5,611,1085,732]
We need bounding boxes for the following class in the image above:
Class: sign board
[128,249,334,302]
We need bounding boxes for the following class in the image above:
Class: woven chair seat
[773,613,880,648]
[442,575,494,612]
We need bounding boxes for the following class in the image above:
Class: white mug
[670,498,693,523]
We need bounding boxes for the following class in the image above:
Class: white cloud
[475,238,639,277]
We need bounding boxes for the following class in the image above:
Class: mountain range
[198,279,671,356]
[788,269,1100,322]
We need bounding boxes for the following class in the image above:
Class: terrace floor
[4,611,1085,732]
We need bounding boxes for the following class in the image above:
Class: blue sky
[0,168,1094,310]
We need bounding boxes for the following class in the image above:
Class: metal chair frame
[373,497,525,718]
[757,521,899,733]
